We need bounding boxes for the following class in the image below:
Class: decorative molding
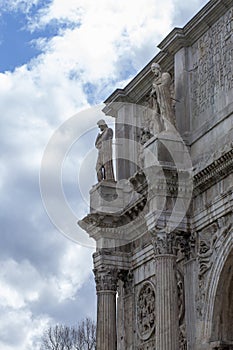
[179,323,187,350]
[177,269,187,350]
[79,196,147,230]
[158,0,232,55]
[177,269,185,324]
[103,0,232,111]
[193,149,233,196]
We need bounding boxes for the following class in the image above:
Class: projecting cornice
[158,0,232,54]
[193,149,233,196]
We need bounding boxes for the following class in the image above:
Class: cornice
[193,149,233,196]
[103,51,174,115]
[158,0,232,54]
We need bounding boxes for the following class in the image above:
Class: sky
[0,0,210,349]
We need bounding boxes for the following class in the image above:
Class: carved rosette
[136,281,156,341]
[94,268,118,293]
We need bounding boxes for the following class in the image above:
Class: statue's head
[151,62,161,76]
[97,119,107,131]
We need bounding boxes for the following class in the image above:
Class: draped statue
[150,62,176,132]
[95,119,115,182]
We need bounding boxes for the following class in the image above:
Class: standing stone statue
[150,62,176,132]
[95,119,115,182]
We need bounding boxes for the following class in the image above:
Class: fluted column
[152,231,180,350]
[184,258,197,350]
[94,268,118,350]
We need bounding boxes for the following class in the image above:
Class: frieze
[136,281,156,341]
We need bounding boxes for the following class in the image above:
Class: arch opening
[210,250,233,349]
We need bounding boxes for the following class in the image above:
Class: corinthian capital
[150,229,177,255]
[94,268,118,292]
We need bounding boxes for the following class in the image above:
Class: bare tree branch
[40,318,96,350]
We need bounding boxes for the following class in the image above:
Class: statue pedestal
[143,133,192,232]
[90,180,133,214]
[90,181,119,214]
[144,132,190,168]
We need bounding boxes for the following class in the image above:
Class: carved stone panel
[190,7,233,129]
[136,281,156,341]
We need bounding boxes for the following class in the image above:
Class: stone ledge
[193,149,233,196]
[158,0,232,54]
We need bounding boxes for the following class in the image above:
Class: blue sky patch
[0,1,80,73]
[0,11,41,72]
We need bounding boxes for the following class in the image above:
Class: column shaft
[155,254,179,350]
[94,268,118,350]
[97,291,117,350]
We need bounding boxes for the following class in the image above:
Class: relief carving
[137,339,156,350]
[177,268,187,349]
[177,269,185,324]
[136,281,156,340]
[190,7,233,122]
[179,323,187,350]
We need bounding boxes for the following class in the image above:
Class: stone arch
[210,250,233,344]
[203,229,233,344]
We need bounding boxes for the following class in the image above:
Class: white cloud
[0,308,50,350]
[0,259,41,309]
[0,251,94,349]
[30,0,175,81]
[58,245,93,300]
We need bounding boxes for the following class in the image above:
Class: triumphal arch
[79,0,233,348]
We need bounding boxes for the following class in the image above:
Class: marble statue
[95,119,115,182]
[150,62,176,132]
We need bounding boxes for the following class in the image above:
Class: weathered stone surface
[78,1,233,349]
